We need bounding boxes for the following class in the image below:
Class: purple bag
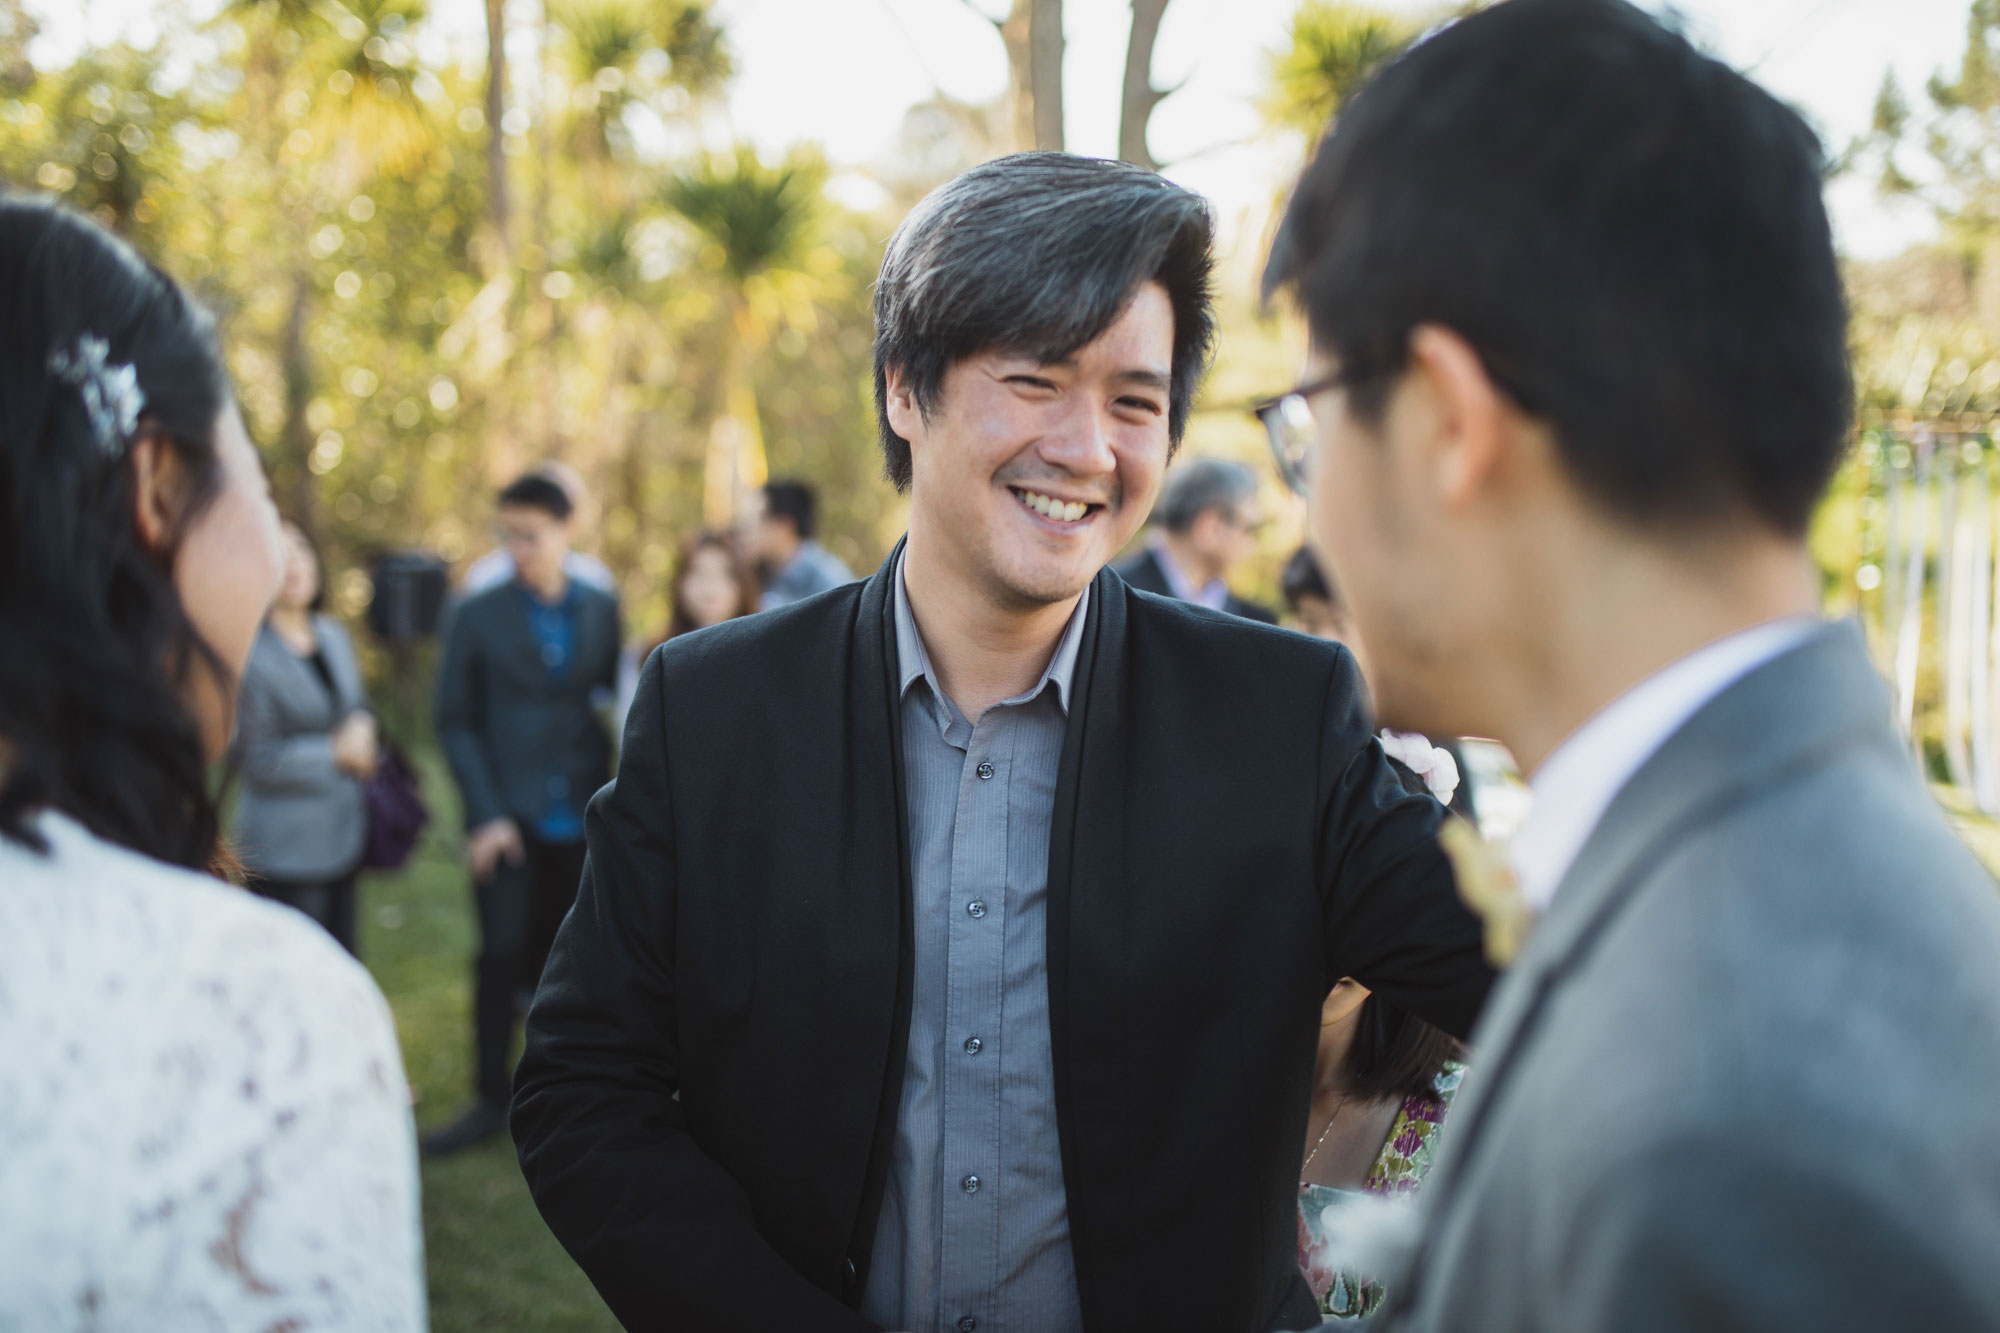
[361,742,429,870]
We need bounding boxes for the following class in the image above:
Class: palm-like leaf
[1264,2,1415,140]
[664,144,826,288]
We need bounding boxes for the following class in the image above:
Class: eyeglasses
[1251,370,1348,498]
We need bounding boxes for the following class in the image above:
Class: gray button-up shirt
[859,557,1089,1333]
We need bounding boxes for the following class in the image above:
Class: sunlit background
[7,0,1994,1325]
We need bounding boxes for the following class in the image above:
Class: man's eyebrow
[994,354,1171,390]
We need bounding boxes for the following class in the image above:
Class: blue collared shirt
[859,556,1089,1333]
[516,580,585,843]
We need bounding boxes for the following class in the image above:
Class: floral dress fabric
[1296,1062,1465,1319]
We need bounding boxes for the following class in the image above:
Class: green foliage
[3,0,896,639]
[1262,1,1417,142]
[665,143,828,286]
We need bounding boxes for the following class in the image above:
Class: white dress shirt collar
[1510,616,1821,914]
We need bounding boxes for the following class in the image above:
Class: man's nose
[1037,398,1117,477]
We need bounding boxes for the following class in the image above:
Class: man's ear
[883,364,924,447]
[1406,325,1509,513]
[128,428,181,557]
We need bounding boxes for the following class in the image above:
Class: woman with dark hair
[614,529,760,729]
[0,197,423,1325]
[1296,978,1466,1319]
[233,519,379,955]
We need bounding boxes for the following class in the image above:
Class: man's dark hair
[1281,545,1341,616]
[761,479,817,541]
[873,152,1217,492]
[497,472,573,522]
[1263,0,1851,537]
[1156,457,1256,534]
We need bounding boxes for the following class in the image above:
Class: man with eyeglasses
[1260,1,2000,1329]
[1114,456,1278,623]
[510,152,1493,1333]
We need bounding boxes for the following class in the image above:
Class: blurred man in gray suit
[1260,1,2000,1328]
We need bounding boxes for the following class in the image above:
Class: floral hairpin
[48,333,145,459]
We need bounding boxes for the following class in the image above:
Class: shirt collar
[1509,616,1819,915]
[893,549,1089,717]
[1148,532,1228,611]
[514,578,576,612]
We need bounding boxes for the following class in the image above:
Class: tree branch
[1119,0,1172,169]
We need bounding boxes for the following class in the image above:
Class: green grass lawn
[356,751,619,1332]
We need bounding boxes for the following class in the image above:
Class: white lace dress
[0,810,427,1330]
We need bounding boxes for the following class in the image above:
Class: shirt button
[963,1036,982,1054]
[958,1319,978,1333]
[961,1174,980,1193]
[976,761,995,780]
[966,900,987,919]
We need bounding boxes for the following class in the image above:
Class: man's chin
[991,558,1099,611]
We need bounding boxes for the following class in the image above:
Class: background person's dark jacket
[1113,543,1278,624]
[510,554,1493,1333]
[434,580,621,831]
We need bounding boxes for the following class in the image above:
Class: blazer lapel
[1404,621,1894,1295]
[258,626,337,727]
[840,543,919,1298]
[312,619,363,715]
[1044,567,1123,1313]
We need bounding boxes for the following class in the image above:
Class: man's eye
[1007,375,1057,391]
[1117,396,1164,415]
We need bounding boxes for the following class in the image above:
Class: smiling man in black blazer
[511,153,1493,1333]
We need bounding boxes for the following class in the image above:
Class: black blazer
[511,555,1492,1333]
[434,580,621,831]
[1113,544,1279,624]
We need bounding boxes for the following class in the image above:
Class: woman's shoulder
[2,811,388,1018]
[0,812,421,1329]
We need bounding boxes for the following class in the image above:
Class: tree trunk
[281,266,317,532]
[483,0,509,267]
[1119,0,1171,170]
[998,0,1034,153]
[1030,0,1064,151]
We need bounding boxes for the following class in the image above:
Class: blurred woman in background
[1296,975,1466,1320]
[233,519,378,956]
[0,197,423,1327]
[615,529,760,731]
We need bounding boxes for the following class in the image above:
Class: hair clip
[48,333,145,458]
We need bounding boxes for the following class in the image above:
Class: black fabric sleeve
[433,601,506,830]
[509,648,877,1333]
[1314,648,1496,1041]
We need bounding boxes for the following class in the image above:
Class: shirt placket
[938,706,1016,1333]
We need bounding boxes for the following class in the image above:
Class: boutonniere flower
[1438,818,1531,967]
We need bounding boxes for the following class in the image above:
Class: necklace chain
[1301,1094,1350,1174]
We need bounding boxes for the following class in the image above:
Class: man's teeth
[1015,488,1090,523]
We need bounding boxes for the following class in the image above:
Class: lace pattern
[0,810,426,1330]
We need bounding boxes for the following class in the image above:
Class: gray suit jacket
[233,617,370,881]
[1374,621,2000,1331]
[434,580,620,833]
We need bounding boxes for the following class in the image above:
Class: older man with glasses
[1113,456,1277,623]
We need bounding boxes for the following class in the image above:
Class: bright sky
[26,0,1945,258]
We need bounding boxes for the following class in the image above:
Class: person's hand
[467,817,524,882]
[331,711,380,780]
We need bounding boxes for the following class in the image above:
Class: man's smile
[1009,485,1105,526]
